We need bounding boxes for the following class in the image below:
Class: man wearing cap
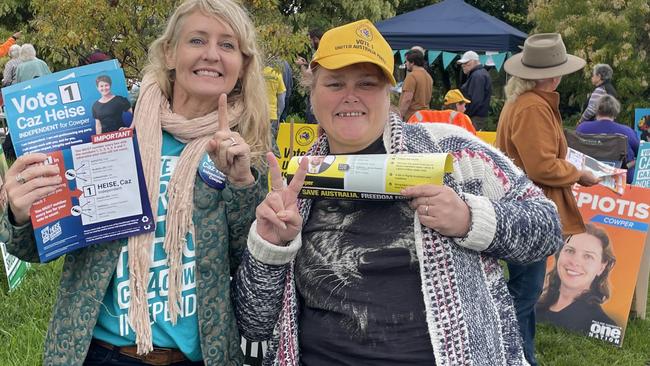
[458,50,492,131]
[399,49,433,121]
[496,33,599,366]
[410,45,425,56]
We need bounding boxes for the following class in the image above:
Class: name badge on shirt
[198,154,227,190]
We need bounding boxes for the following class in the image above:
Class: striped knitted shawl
[262,114,558,366]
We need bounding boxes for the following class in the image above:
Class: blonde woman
[2,0,270,364]
[496,33,599,366]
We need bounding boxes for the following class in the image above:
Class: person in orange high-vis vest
[408,89,477,135]
[0,32,21,57]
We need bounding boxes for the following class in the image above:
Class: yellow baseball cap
[310,19,396,86]
[444,89,471,105]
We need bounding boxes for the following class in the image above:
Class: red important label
[91,128,133,144]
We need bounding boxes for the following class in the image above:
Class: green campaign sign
[0,241,30,292]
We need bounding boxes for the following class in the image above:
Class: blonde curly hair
[143,0,270,167]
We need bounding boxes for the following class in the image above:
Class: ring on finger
[228,137,238,146]
[424,205,429,216]
[15,174,26,184]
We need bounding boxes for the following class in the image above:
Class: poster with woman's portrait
[536,184,650,346]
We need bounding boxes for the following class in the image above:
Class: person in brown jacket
[496,33,599,366]
[399,49,433,121]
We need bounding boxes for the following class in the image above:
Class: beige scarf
[128,73,243,354]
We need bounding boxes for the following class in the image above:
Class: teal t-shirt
[94,132,201,361]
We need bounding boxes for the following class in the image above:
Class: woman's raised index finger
[218,93,230,131]
[266,152,283,191]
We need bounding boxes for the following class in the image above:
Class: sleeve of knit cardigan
[233,221,301,341]
[225,167,267,276]
[448,138,563,264]
[227,141,280,274]
[1,210,41,263]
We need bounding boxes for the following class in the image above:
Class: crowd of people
[0,33,51,87]
[0,1,641,365]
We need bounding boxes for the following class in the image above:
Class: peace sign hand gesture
[206,94,255,187]
[256,153,309,246]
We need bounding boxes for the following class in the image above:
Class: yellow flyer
[285,153,453,200]
[275,122,319,177]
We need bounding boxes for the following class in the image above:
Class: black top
[295,137,436,365]
[536,298,618,335]
[460,65,492,118]
[600,80,618,99]
[92,95,131,133]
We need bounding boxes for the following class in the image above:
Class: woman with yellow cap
[234,20,562,366]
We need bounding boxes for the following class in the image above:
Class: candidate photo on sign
[92,74,133,134]
[536,223,619,334]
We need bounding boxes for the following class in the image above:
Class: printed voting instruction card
[2,62,154,262]
[285,153,453,200]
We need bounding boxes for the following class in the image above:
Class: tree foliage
[0,0,32,33]
[467,0,532,33]
[246,0,307,63]
[28,0,175,80]
[529,0,650,124]
[262,0,401,64]
[0,0,32,70]
[279,0,399,31]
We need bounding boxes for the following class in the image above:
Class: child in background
[408,89,477,135]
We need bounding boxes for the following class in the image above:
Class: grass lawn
[0,260,649,365]
[0,259,63,366]
[537,310,650,365]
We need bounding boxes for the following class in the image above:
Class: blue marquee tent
[375,0,527,53]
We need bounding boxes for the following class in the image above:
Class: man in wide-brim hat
[495,33,600,366]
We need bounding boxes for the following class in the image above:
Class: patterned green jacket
[2,175,265,366]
